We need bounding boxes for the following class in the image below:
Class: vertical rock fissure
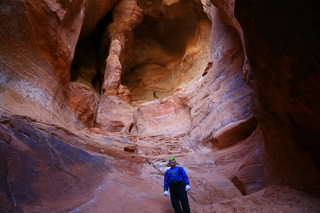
[70,10,113,94]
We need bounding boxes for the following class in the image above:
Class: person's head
[168,157,176,167]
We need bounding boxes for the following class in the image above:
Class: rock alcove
[71,0,211,102]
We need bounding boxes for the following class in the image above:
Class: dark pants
[169,181,190,213]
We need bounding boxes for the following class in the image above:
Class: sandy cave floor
[68,179,320,213]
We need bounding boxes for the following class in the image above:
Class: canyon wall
[234,0,320,192]
[0,0,116,129]
[0,0,320,212]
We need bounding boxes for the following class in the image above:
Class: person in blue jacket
[163,157,191,213]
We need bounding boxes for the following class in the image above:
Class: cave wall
[0,0,116,129]
[94,0,215,135]
[234,0,320,193]
[0,0,254,138]
[186,4,254,145]
[0,116,111,212]
[93,0,254,138]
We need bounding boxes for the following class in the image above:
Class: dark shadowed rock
[0,116,110,212]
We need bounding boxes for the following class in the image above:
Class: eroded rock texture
[1,0,320,212]
[0,116,111,212]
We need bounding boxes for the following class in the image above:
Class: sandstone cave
[1,0,320,212]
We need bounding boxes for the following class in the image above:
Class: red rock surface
[1,0,320,212]
[69,82,99,127]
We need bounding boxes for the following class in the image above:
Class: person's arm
[180,167,190,185]
[163,171,170,196]
[164,171,169,191]
[180,167,191,191]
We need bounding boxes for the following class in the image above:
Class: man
[163,157,191,213]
